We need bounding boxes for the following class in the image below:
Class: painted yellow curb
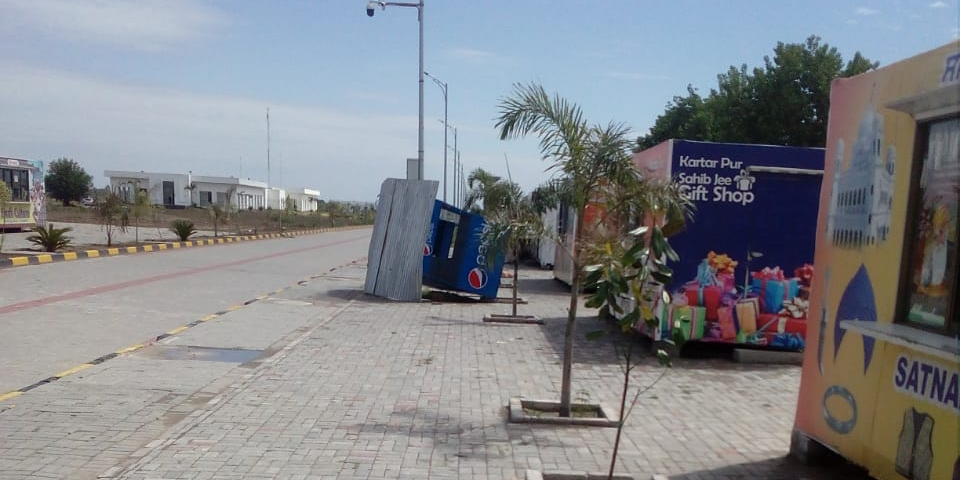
[0,391,22,402]
[115,344,145,354]
[54,363,93,378]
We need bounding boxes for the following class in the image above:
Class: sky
[1,0,958,203]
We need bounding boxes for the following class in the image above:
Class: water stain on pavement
[133,345,264,363]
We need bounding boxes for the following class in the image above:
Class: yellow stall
[791,42,959,480]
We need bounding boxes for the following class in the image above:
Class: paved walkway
[0,260,866,480]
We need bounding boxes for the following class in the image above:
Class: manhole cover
[135,345,264,363]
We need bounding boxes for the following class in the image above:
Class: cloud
[0,65,419,201]
[446,48,502,63]
[0,0,228,51]
[855,6,879,15]
[928,1,949,8]
[602,71,670,81]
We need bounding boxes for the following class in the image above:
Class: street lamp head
[366,1,382,16]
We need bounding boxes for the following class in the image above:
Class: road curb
[0,225,369,270]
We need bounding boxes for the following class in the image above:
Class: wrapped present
[794,264,814,287]
[735,298,759,333]
[684,285,722,321]
[783,316,807,336]
[705,321,722,339]
[756,313,781,334]
[673,305,706,341]
[779,297,809,319]
[696,259,719,287]
[717,306,738,339]
[717,272,737,293]
[751,275,800,314]
[765,332,806,351]
[707,251,738,275]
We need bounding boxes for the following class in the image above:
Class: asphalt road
[0,227,372,393]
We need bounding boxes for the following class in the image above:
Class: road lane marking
[0,235,367,315]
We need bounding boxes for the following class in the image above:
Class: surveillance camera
[366,1,379,16]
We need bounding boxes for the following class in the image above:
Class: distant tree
[464,168,521,217]
[464,168,500,214]
[635,85,714,151]
[636,35,878,149]
[45,158,93,207]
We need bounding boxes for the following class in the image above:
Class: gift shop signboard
[790,43,959,480]
[632,140,824,350]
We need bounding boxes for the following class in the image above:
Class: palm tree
[464,168,504,215]
[496,82,640,417]
[482,186,544,318]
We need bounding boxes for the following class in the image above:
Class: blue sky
[1,0,958,202]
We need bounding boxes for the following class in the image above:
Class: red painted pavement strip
[0,235,368,315]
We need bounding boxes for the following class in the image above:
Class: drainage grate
[135,345,264,363]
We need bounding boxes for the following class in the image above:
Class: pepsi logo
[423,243,433,256]
[467,267,488,289]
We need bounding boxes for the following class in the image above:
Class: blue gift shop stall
[633,140,825,350]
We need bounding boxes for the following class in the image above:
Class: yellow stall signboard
[793,42,959,480]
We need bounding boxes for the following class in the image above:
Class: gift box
[672,305,706,341]
[755,313,781,334]
[717,306,738,339]
[783,316,807,336]
[717,272,737,293]
[751,275,800,314]
[685,285,722,321]
[735,298,759,333]
[794,264,814,287]
[763,332,806,351]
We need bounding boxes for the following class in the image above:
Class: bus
[0,157,46,232]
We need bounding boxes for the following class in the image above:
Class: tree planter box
[483,314,543,325]
[509,398,618,427]
[525,470,636,480]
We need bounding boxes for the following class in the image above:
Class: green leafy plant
[170,219,197,241]
[26,223,73,252]
[584,196,690,480]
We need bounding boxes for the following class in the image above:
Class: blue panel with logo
[422,200,503,298]
[666,140,825,291]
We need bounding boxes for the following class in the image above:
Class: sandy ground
[0,222,219,253]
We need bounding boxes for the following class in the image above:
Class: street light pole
[424,72,447,202]
[366,1,425,173]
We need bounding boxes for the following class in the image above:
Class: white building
[287,188,321,212]
[104,170,271,210]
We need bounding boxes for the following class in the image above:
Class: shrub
[26,223,73,252]
[170,219,197,241]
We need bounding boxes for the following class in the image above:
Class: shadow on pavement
[657,454,871,480]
